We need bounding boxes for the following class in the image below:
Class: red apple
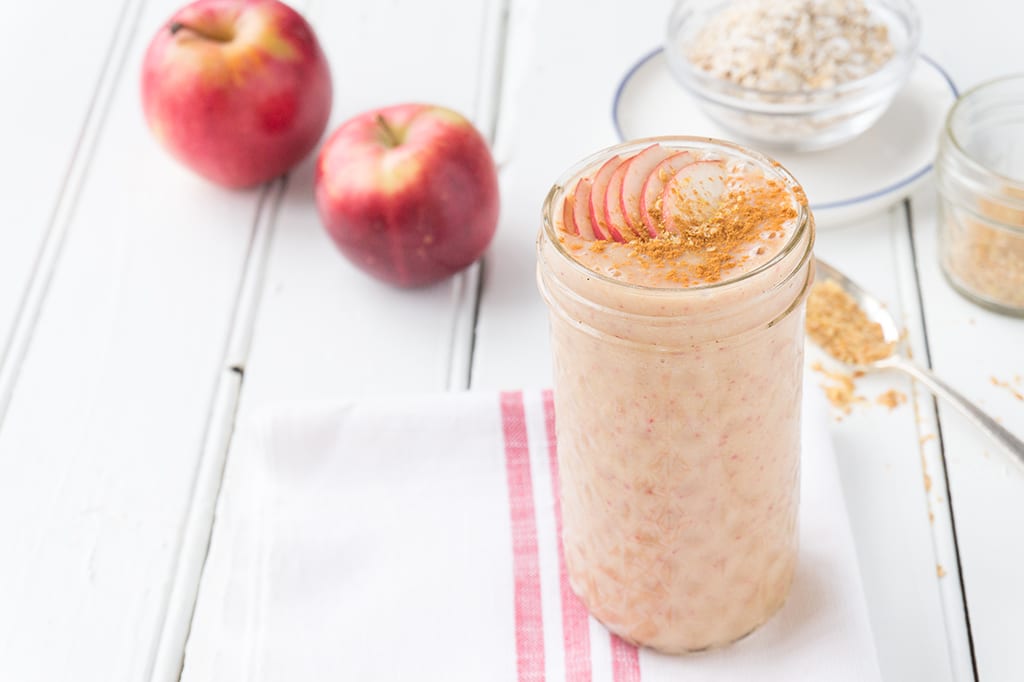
[141,0,332,188]
[315,104,500,288]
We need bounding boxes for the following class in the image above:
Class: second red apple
[315,104,500,288]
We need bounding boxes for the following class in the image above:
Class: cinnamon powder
[626,178,800,286]
[806,279,894,365]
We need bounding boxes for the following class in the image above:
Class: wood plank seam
[903,198,980,682]
[449,0,511,391]
[162,1,509,675]
[0,0,143,429]
[462,259,487,390]
[444,263,479,390]
[146,179,286,682]
[140,0,311,666]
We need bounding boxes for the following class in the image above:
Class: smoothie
[536,138,815,653]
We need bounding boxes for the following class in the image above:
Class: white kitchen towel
[183,387,881,682]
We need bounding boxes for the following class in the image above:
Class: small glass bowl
[665,0,921,152]
[936,75,1024,316]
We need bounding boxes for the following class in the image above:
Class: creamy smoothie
[537,138,815,653]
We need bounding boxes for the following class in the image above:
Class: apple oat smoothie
[536,138,815,653]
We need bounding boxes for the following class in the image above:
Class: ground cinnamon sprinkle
[990,376,1024,402]
[810,361,866,414]
[943,196,1024,310]
[627,178,799,285]
[806,279,894,364]
[876,389,907,410]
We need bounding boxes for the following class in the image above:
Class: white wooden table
[1,1,1021,680]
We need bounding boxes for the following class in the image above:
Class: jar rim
[945,74,1024,194]
[540,136,815,295]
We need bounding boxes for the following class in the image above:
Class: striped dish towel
[182,388,881,681]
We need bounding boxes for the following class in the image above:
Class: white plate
[613,50,959,227]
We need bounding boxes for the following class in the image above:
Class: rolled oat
[688,0,895,92]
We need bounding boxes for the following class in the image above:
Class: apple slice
[639,151,694,236]
[588,155,626,241]
[659,159,728,235]
[604,159,634,240]
[618,144,676,237]
[562,186,578,235]
[571,177,597,240]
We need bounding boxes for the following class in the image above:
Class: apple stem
[169,21,232,42]
[375,114,401,148]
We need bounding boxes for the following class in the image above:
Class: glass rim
[945,73,1024,193]
[540,135,815,295]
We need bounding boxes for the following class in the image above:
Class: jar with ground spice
[536,137,815,652]
[937,75,1024,315]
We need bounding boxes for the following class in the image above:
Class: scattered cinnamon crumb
[919,452,933,497]
[943,199,1024,310]
[876,389,907,410]
[937,564,946,578]
[810,361,867,414]
[928,511,935,523]
[990,376,1024,402]
[920,434,936,445]
[628,177,797,285]
[806,280,895,364]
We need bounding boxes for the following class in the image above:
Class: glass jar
[536,137,815,653]
[937,75,1024,315]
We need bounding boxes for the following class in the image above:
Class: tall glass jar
[937,75,1024,315]
[536,137,815,653]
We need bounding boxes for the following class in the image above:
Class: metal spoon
[812,259,1024,468]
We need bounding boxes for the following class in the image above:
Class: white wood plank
[0,1,268,680]
[915,1,1024,678]
[471,1,968,678]
[816,208,969,682]
[472,0,654,391]
[910,183,1024,680]
[182,0,504,677]
[0,0,128,410]
[890,204,976,682]
[228,0,503,413]
[150,181,285,682]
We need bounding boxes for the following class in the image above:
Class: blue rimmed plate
[613,49,958,227]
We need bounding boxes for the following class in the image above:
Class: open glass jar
[937,75,1024,315]
[536,137,815,652]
